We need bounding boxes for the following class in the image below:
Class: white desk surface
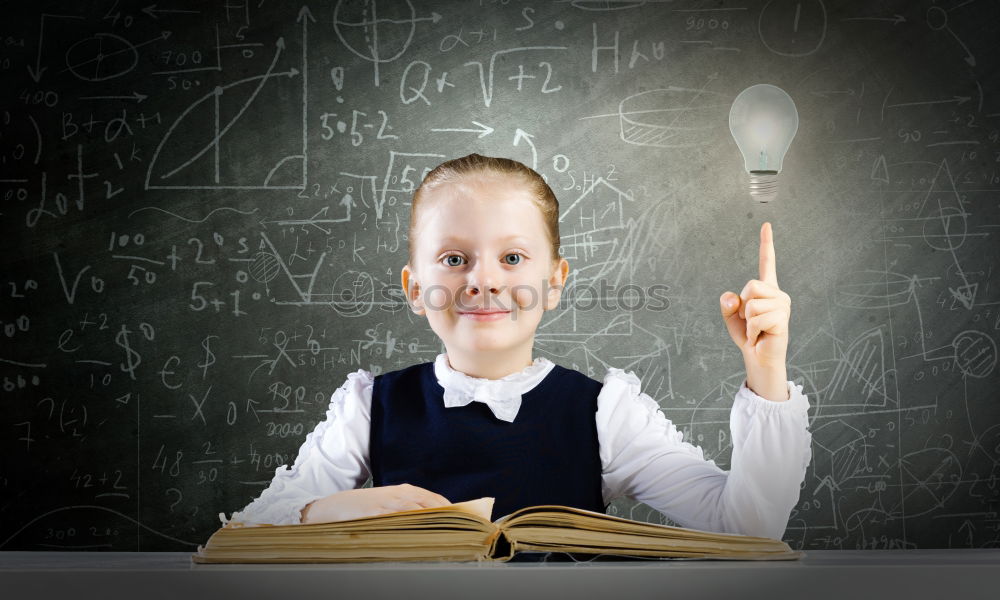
[2,550,998,600]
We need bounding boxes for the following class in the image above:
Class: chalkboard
[3,0,999,553]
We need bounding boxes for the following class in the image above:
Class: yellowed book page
[498,504,783,545]
[504,526,788,554]
[503,542,805,561]
[446,497,494,521]
[224,496,495,529]
[192,543,489,564]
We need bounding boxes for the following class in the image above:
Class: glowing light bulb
[728,84,799,203]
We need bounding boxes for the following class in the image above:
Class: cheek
[512,285,542,311]
[425,286,451,311]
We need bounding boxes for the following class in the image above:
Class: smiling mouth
[458,310,511,321]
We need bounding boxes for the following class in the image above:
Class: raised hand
[719,222,791,401]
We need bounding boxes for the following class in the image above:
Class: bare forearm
[745,364,789,402]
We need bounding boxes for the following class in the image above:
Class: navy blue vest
[370,360,609,523]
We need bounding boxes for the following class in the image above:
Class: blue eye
[441,253,524,267]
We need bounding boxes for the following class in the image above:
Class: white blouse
[223,353,812,540]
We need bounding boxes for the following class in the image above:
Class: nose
[465,258,501,298]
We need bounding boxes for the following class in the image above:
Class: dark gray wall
[3,0,999,553]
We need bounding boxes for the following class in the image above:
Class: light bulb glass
[728,84,799,202]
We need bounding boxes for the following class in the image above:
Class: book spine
[487,527,515,562]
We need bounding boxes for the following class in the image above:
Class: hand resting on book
[299,483,452,524]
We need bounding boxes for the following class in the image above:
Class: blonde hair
[407,153,560,268]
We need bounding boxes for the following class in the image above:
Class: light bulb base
[748,170,779,203]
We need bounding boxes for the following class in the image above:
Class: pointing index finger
[760,222,778,287]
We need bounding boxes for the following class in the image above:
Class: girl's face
[401,174,569,368]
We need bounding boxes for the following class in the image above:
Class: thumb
[720,292,747,347]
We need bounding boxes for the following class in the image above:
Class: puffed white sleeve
[596,368,812,540]
[219,369,374,527]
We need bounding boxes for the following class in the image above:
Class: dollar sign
[199,335,218,379]
[115,324,141,380]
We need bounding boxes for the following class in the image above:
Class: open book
[192,497,804,563]
[191,497,805,563]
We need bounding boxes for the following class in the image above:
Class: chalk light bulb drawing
[728,84,799,203]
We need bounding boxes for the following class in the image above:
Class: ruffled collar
[433,352,555,423]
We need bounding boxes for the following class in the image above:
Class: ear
[401,264,425,315]
[544,257,570,311]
